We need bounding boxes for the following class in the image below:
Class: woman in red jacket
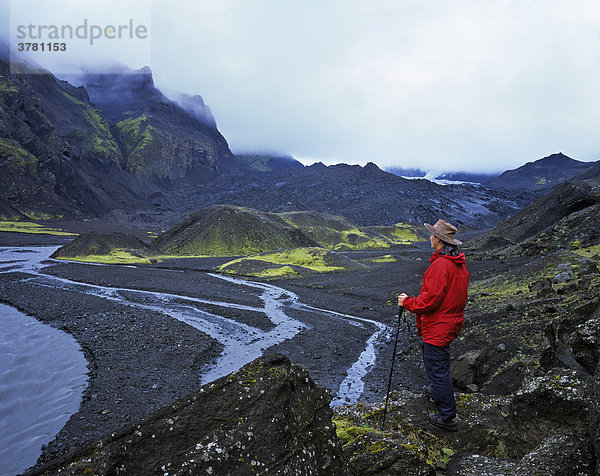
[398,219,469,432]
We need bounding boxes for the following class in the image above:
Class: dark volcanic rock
[471,182,600,252]
[451,349,487,391]
[446,453,518,475]
[541,300,600,375]
[188,162,520,228]
[0,59,245,219]
[515,433,594,476]
[592,361,600,475]
[505,368,590,458]
[26,354,343,476]
[0,59,155,218]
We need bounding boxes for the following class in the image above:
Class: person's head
[424,219,462,251]
[429,233,445,251]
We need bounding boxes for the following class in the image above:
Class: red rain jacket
[403,249,469,346]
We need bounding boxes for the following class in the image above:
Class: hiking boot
[428,412,458,432]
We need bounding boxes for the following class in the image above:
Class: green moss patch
[82,108,121,159]
[333,417,379,447]
[0,140,38,174]
[0,221,76,235]
[280,212,421,251]
[218,247,361,278]
[0,77,18,93]
[573,243,600,259]
[334,400,457,468]
[116,115,163,175]
[56,249,158,265]
[370,254,397,263]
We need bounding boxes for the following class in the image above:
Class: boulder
[576,258,598,276]
[26,354,343,475]
[447,434,594,476]
[451,349,487,390]
[515,434,594,475]
[553,271,574,284]
[556,263,573,273]
[567,317,600,373]
[540,300,600,374]
[504,368,590,458]
[529,277,553,297]
[446,453,518,475]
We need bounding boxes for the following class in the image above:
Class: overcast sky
[3,0,600,173]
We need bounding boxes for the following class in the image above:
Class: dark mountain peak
[164,91,216,128]
[71,66,162,120]
[364,162,381,171]
[488,152,596,194]
[236,153,303,172]
[532,152,584,168]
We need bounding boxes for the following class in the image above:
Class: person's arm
[401,263,448,314]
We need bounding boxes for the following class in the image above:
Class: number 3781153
[18,42,66,52]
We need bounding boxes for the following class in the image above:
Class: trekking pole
[381,306,404,430]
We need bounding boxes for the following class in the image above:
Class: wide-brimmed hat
[425,219,462,245]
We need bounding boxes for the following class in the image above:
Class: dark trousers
[422,340,456,421]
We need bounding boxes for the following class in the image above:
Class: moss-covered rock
[26,354,343,476]
[0,139,38,175]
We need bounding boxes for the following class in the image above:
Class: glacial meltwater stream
[0,246,389,474]
[0,302,88,476]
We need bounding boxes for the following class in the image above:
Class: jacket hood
[430,249,466,265]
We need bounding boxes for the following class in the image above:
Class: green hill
[51,232,158,264]
[152,205,317,256]
[280,211,420,251]
[153,206,422,257]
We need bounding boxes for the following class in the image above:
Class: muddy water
[0,303,88,476]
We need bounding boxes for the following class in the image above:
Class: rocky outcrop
[447,434,594,476]
[540,299,600,376]
[333,364,594,475]
[504,368,591,458]
[26,354,343,475]
[592,361,600,475]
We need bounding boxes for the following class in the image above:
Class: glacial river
[0,302,88,476]
[0,246,389,474]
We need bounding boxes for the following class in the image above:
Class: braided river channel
[0,246,392,475]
